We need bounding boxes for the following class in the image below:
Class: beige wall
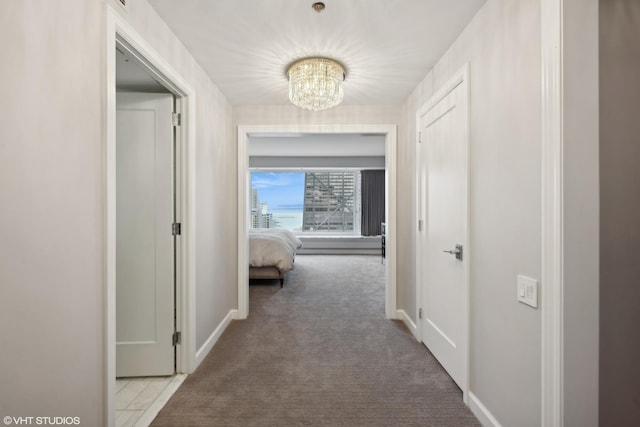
[401,1,542,425]
[599,1,640,425]
[0,1,106,423]
[233,104,401,127]
[0,0,235,424]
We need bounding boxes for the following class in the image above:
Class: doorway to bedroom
[237,125,397,320]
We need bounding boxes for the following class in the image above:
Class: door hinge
[172,331,181,346]
[172,222,181,236]
[418,220,423,231]
[418,131,422,143]
[419,308,423,319]
[172,112,181,126]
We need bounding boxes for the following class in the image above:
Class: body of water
[272,211,303,231]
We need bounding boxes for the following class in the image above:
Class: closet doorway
[106,8,197,425]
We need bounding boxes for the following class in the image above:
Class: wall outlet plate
[517,275,538,308]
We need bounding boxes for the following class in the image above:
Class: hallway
[151,256,480,426]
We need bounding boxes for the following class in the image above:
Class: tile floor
[115,374,186,427]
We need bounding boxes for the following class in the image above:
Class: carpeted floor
[151,255,480,426]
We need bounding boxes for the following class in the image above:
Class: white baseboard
[396,309,419,341]
[468,391,502,427]
[194,309,238,369]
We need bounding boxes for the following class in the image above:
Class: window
[250,171,360,234]
[250,172,304,231]
[302,172,358,232]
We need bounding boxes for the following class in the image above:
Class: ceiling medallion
[287,57,346,111]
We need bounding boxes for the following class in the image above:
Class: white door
[418,73,469,393]
[116,92,175,377]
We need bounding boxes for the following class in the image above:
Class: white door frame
[415,63,470,401]
[541,0,564,424]
[105,6,197,426]
[237,124,397,320]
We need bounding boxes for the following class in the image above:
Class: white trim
[541,0,564,426]
[385,125,398,319]
[396,309,419,341]
[105,11,117,426]
[105,6,197,426]
[237,128,250,318]
[237,124,397,320]
[414,63,471,403]
[468,392,503,427]
[194,309,239,368]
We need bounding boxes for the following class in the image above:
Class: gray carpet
[151,255,480,426]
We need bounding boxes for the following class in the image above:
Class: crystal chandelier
[287,58,346,111]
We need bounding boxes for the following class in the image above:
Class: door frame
[540,0,564,424]
[105,6,197,426]
[415,63,470,402]
[237,124,398,320]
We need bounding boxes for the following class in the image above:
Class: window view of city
[251,172,305,230]
[250,171,359,233]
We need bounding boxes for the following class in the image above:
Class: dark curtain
[361,170,385,236]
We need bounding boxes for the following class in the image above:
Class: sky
[251,172,305,211]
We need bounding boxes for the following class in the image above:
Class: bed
[249,229,302,287]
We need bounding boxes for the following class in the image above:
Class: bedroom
[246,133,387,289]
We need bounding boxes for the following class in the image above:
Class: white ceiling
[148,0,486,106]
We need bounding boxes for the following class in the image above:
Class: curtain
[361,170,385,236]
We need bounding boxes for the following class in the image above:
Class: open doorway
[106,8,197,426]
[115,46,177,378]
[237,125,397,320]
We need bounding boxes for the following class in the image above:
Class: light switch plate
[517,275,538,308]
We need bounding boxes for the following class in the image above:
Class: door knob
[443,244,463,261]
